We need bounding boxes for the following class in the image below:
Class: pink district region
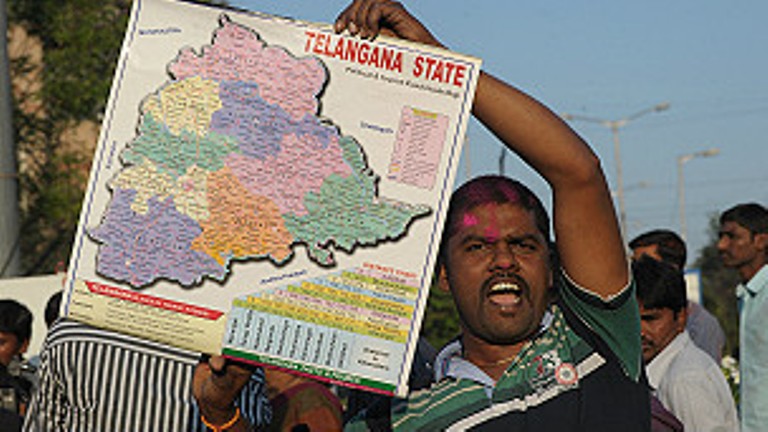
[227,133,351,216]
[192,166,294,265]
[270,288,410,329]
[168,18,326,121]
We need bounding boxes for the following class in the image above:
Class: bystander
[717,203,768,432]
[634,256,738,431]
[0,299,33,431]
[629,229,726,361]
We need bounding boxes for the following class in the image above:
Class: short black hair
[0,299,33,345]
[632,256,687,316]
[720,203,768,235]
[44,291,63,329]
[629,229,686,269]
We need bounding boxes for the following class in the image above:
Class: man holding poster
[201,0,650,431]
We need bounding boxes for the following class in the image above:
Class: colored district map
[89,17,430,288]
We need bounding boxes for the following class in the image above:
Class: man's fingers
[209,354,227,375]
[222,362,253,381]
[210,361,252,389]
[354,0,380,39]
[369,2,409,40]
[334,0,361,34]
[335,0,390,39]
[335,0,441,47]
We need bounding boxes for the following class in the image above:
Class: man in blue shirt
[718,203,768,432]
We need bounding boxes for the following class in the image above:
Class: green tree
[693,213,740,358]
[8,0,131,274]
[7,0,225,275]
[421,275,460,350]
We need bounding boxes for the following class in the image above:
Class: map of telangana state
[88,16,431,288]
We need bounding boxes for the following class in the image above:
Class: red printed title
[304,30,467,88]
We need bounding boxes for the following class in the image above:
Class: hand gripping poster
[64,0,480,397]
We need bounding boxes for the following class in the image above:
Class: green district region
[123,112,239,177]
[283,170,430,265]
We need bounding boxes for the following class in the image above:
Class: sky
[231,0,768,267]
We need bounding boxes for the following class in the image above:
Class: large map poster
[64,0,480,397]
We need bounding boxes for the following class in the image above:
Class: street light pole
[677,148,720,241]
[609,122,625,237]
[499,147,506,175]
[562,102,670,236]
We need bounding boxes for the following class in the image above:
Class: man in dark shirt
[0,299,33,431]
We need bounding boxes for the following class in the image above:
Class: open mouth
[488,281,524,307]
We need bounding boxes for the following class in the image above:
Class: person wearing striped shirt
[22,319,271,431]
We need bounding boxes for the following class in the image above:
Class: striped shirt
[23,320,271,431]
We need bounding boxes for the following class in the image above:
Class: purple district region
[88,188,225,288]
[210,80,336,160]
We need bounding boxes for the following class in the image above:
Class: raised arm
[471,73,628,299]
[335,0,628,299]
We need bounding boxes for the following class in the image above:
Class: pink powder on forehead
[460,203,501,241]
[482,203,501,241]
[462,213,479,228]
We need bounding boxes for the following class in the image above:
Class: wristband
[201,406,241,431]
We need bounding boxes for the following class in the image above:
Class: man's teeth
[489,282,522,306]
[490,282,522,294]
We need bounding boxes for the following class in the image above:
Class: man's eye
[466,243,486,252]
[511,240,537,254]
